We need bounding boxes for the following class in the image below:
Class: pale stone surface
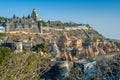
[2,8,41,33]
[74,59,96,79]
[31,8,39,21]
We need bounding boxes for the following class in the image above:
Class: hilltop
[0,8,120,80]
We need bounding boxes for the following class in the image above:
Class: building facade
[1,8,42,33]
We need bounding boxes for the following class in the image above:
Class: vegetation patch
[0,33,7,36]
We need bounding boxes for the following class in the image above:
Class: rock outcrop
[50,41,61,58]
[57,31,119,60]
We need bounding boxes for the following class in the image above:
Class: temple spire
[31,8,39,21]
[13,14,16,19]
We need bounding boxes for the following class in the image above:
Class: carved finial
[13,14,16,18]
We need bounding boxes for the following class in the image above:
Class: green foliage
[0,33,7,36]
[0,51,50,80]
[106,38,120,48]
[86,24,90,27]
[27,54,38,65]
[0,16,7,22]
[114,41,120,48]
[84,36,92,43]
[0,47,11,64]
[69,67,84,80]
[41,20,46,26]
[32,43,49,53]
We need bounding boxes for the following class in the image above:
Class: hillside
[7,27,105,45]
[0,26,120,80]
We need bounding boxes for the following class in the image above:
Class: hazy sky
[0,0,120,40]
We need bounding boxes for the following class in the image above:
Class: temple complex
[2,8,42,33]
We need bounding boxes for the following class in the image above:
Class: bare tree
[0,52,54,80]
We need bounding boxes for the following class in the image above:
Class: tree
[0,47,11,64]
[0,51,53,80]
[96,53,120,80]
[114,42,120,48]
[32,43,49,53]
[84,36,92,43]
[68,67,84,80]
[0,16,7,22]
[0,33,7,36]
[41,20,46,26]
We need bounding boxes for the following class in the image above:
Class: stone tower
[4,20,10,32]
[38,21,42,33]
[31,8,39,21]
[15,41,23,53]
[13,14,16,19]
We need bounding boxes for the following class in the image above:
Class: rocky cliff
[0,26,120,80]
[7,27,120,60]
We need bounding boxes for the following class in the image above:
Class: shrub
[32,43,49,53]
[0,47,11,64]
[0,33,7,36]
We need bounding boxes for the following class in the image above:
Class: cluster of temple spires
[2,8,42,33]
